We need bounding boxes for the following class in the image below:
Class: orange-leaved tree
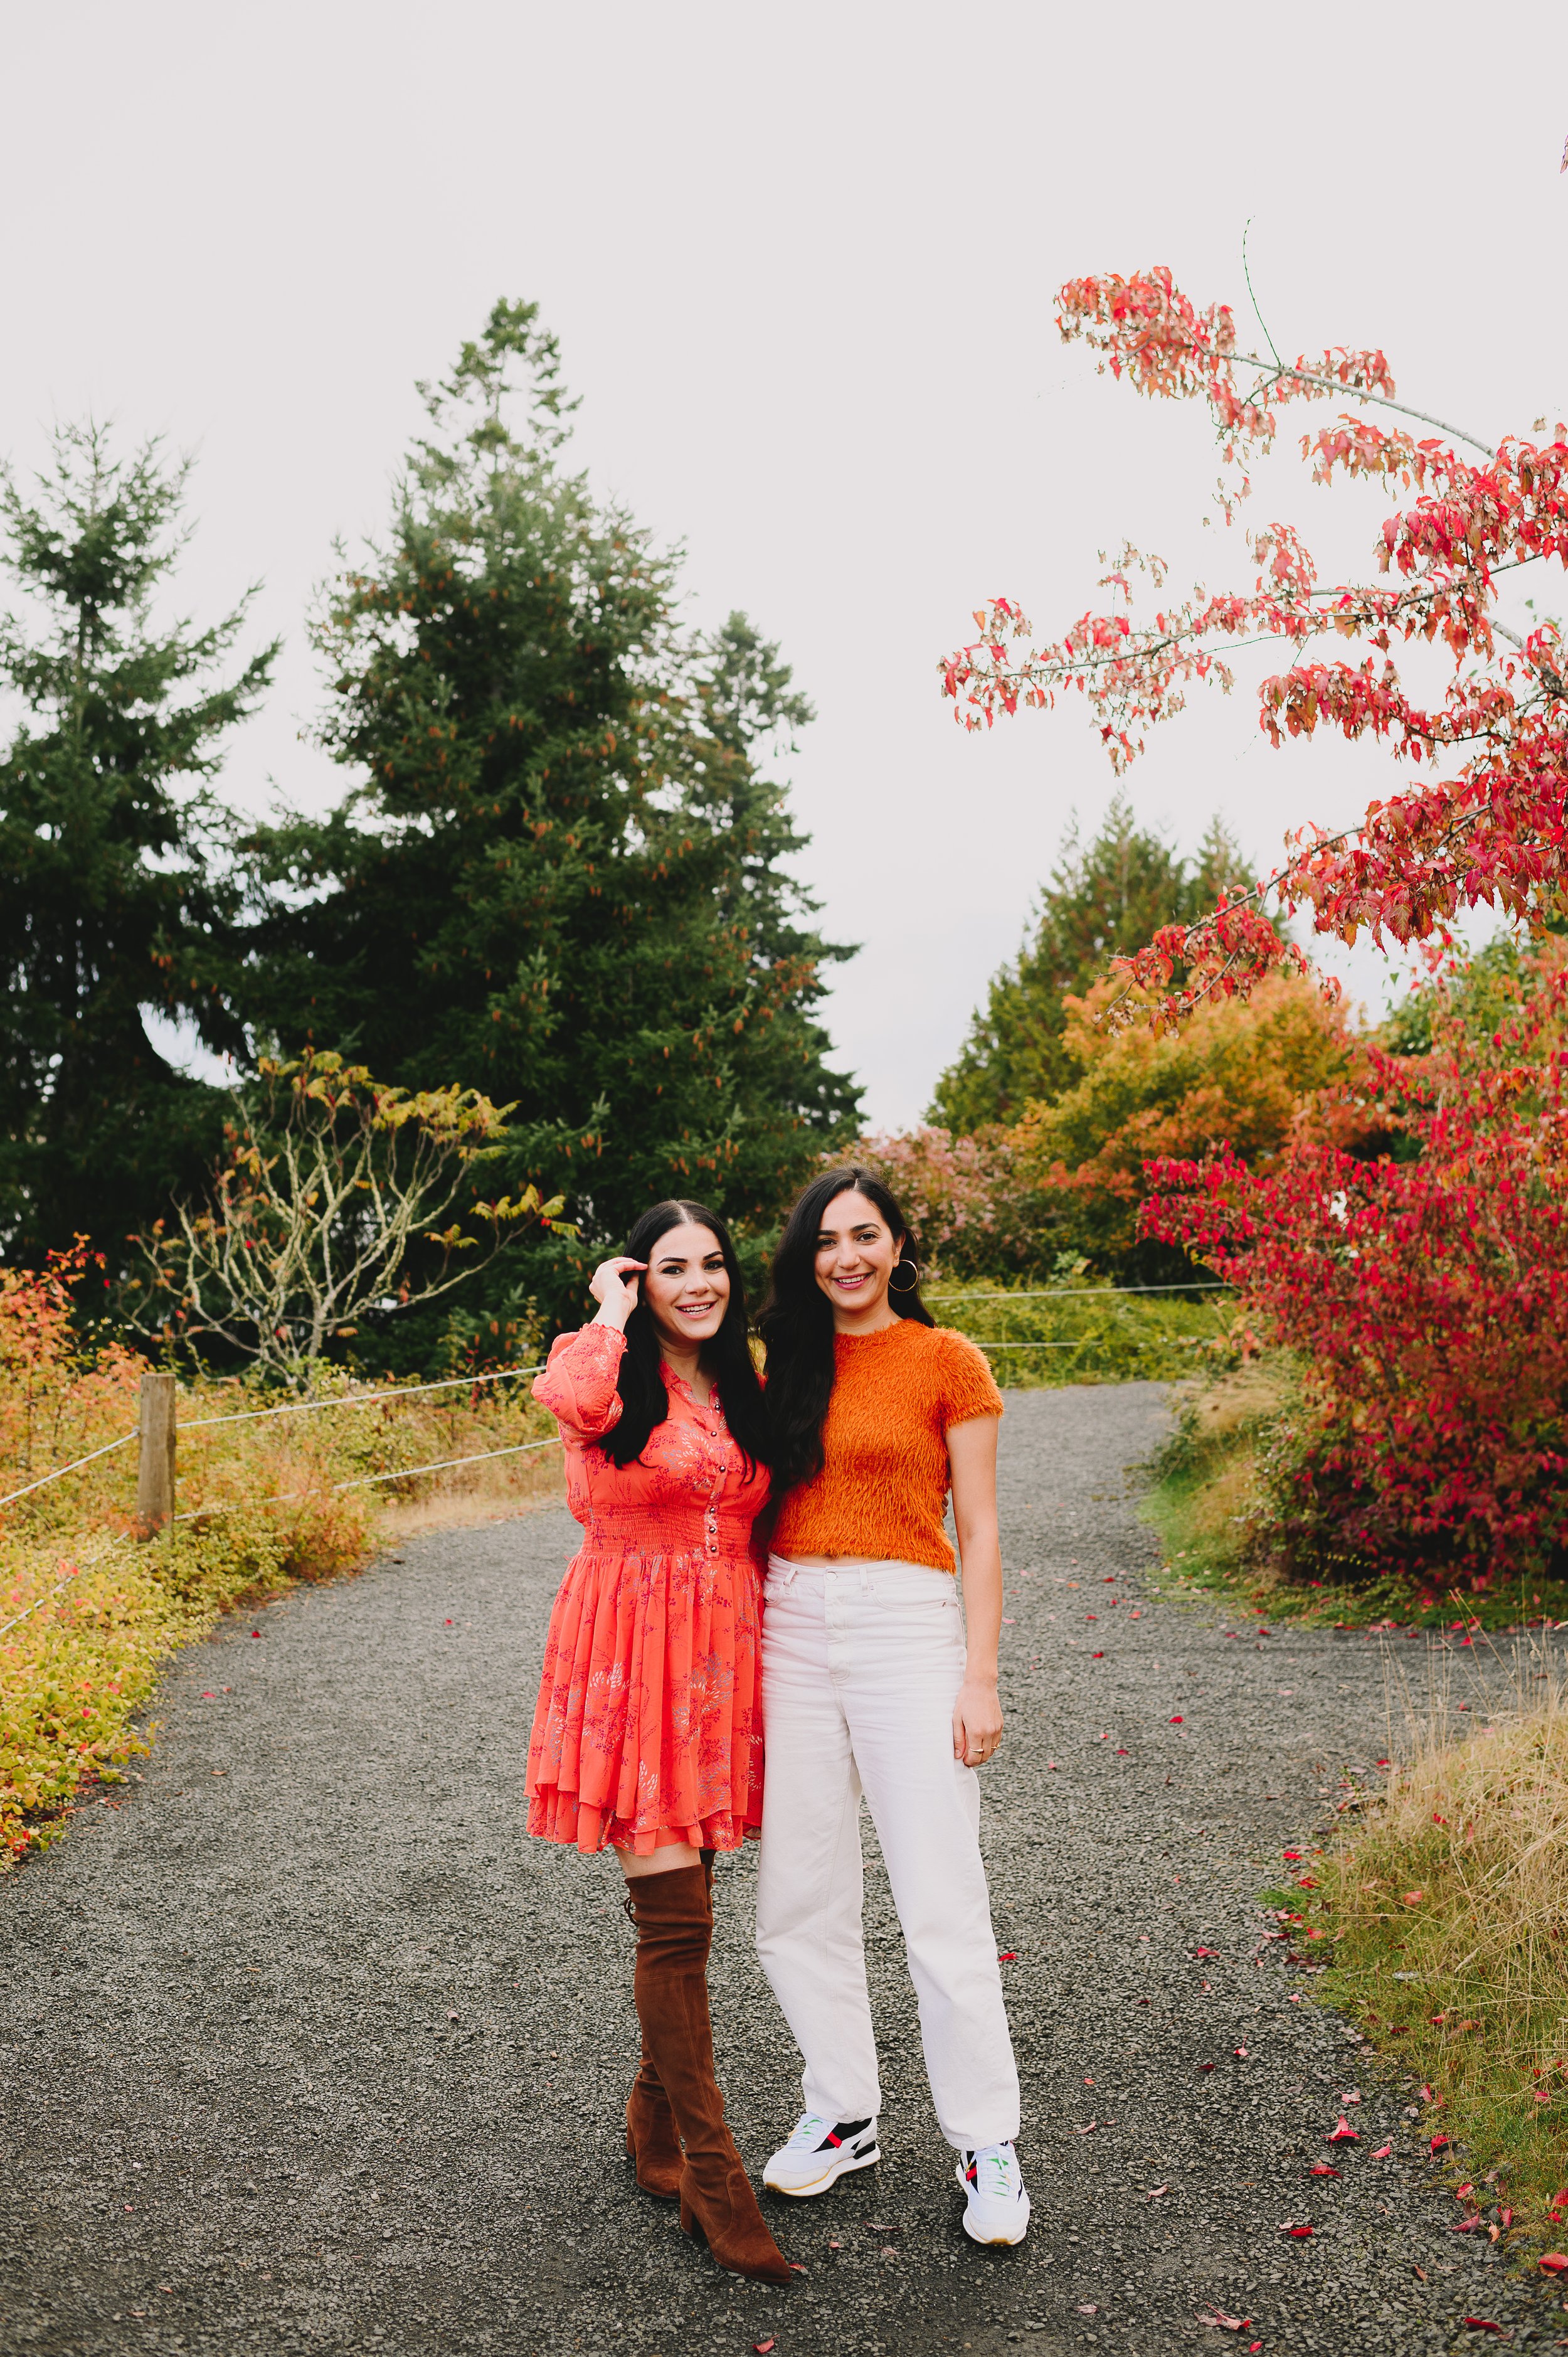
[940,266,1568,1023]
[1010,967,1369,1266]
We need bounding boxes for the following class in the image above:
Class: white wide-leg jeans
[755,1555,1020,2151]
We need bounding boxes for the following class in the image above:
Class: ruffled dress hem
[526,1790,760,1856]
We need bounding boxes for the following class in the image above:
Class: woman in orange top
[527,1197,790,2285]
[753,1168,1029,2247]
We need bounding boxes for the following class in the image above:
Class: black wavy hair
[758,1166,933,1493]
[598,1198,771,1472]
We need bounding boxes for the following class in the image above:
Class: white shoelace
[970,2142,1017,2198]
[788,2112,830,2149]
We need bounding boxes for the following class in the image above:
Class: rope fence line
[0,1536,134,1644]
[0,1431,138,1516]
[176,1359,548,1433]
[926,1282,1232,1302]
[0,1358,551,1513]
[169,1434,563,1522]
[0,1565,83,1642]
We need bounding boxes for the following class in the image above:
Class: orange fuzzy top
[770,1318,1005,1574]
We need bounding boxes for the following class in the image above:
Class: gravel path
[3,1382,1564,2357]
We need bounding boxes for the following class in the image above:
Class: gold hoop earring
[888,1257,920,1294]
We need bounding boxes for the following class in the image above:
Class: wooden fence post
[136,1371,176,1538]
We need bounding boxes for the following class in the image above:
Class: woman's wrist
[591,1301,632,1336]
[963,1661,999,1688]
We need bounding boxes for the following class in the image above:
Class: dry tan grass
[1307,1650,1568,2231]
[375,1444,565,1541]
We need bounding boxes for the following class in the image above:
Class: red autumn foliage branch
[1139,957,1568,1590]
[940,265,1568,1026]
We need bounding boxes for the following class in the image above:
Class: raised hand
[588,1255,648,1331]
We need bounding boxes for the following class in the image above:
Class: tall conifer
[931,795,1255,1129]
[0,426,274,1263]
[244,303,857,1299]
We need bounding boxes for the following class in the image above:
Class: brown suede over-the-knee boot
[625,1863,792,2285]
[623,1854,718,2197]
[625,2043,684,2196]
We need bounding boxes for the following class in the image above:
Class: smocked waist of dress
[569,1508,764,1559]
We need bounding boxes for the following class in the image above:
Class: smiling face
[640,1220,731,1357]
[812,1188,904,1331]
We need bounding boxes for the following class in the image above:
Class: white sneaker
[956,2140,1030,2245]
[763,2112,881,2196]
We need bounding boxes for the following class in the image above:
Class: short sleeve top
[768,1318,1004,1573]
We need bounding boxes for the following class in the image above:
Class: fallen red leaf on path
[1327,2118,1359,2143]
[1147,2183,1168,2200]
[754,2340,776,2351]
[1372,2142,1393,2157]
[1540,2253,1568,2274]
[1092,1651,1104,1659]
[997,1952,1018,1962]
[1192,1947,1219,1959]
[1170,1714,1184,1723]
[1308,2164,1338,2177]
[1461,2322,1502,2334]
[1431,2134,1451,2152]
[1197,2314,1249,2332]
[1277,2220,1313,2237]
[1282,1849,1301,1861]
[1076,2120,1098,2134]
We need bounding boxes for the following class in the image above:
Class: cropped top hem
[769,1319,1004,1574]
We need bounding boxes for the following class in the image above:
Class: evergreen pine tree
[0,425,275,1265]
[930,793,1254,1129]
[243,303,857,1309]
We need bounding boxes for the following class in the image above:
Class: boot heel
[679,2195,696,2238]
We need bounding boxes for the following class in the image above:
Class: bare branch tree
[126,1051,566,1385]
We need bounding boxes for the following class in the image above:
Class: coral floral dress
[526,1322,770,1855]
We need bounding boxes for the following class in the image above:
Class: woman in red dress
[526,1198,790,2285]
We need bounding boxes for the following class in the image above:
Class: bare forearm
[956,1527,1003,1683]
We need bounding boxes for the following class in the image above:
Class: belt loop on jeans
[859,1563,874,1597]
[766,1553,798,1587]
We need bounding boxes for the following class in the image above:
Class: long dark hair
[598,1199,771,1472]
[758,1166,933,1492]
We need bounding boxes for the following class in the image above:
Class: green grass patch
[1276,1695,1568,2252]
[928,1282,1232,1388]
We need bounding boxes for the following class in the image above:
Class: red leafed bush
[1142,956,1568,1591]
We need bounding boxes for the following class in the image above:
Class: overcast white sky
[4,3,1564,1124]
